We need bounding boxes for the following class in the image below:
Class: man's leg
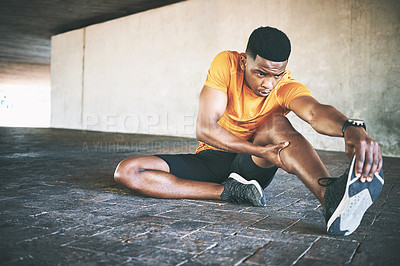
[114,153,268,206]
[252,115,330,205]
[114,156,223,199]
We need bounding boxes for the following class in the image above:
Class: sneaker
[220,173,267,207]
[319,155,384,236]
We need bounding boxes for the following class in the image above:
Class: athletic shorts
[156,149,278,189]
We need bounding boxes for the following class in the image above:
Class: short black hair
[246,26,291,62]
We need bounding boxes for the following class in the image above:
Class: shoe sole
[327,155,384,236]
[229,173,267,206]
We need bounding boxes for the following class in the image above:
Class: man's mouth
[258,90,270,96]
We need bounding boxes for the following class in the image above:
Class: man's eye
[275,74,282,78]
[257,73,265,77]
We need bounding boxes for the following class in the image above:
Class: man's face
[243,54,287,97]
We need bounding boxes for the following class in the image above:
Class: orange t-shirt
[196,50,313,153]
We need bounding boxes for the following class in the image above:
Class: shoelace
[318,168,349,187]
[231,182,248,201]
[318,177,337,187]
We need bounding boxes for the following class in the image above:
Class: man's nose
[262,78,274,90]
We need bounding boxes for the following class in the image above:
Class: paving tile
[243,238,316,265]
[0,226,52,247]
[249,212,303,233]
[300,237,360,264]
[99,231,215,259]
[65,216,174,245]
[2,243,131,265]
[181,231,270,266]
[155,206,228,223]
[352,236,400,265]
[295,257,346,266]
[285,210,326,235]
[281,192,320,212]
[165,220,211,235]
[355,233,400,261]
[121,249,193,266]
[235,227,292,241]
[201,211,267,235]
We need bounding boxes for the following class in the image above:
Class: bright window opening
[0,84,50,127]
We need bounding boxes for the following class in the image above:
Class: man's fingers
[354,148,365,180]
[361,149,374,180]
[376,152,383,174]
[367,145,380,181]
[275,141,289,172]
[345,132,383,182]
[277,141,290,152]
[262,141,290,172]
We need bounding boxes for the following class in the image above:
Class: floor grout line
[291,236,321,265]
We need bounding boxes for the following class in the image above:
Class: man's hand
[344,126,383,182]
[258,141,290,172]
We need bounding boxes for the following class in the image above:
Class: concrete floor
[0,127,399,265]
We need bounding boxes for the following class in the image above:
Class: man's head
[246,26,291,62]
[241,27,291,97]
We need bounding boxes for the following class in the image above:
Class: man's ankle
[320,187,327,207]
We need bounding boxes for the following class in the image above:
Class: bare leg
[251,115,330,205]
[114,156,223,199]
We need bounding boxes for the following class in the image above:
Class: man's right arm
[195,86,288,169]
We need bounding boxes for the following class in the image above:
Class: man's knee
[254,115,300,145]
[113,156,169,187]
[113,157,142,185]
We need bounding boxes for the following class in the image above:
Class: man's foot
[220,173,267,207]
[319,155,384,236]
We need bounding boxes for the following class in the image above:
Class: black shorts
[156,150,277,189]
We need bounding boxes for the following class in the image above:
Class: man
[114,27,384,236]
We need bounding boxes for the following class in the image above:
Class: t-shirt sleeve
[204,51,231,92]
[276,82,313,111]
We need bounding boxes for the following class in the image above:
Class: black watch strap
[342,119,366,137]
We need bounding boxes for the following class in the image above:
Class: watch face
[343,119,366,136]
[349,119,365,126]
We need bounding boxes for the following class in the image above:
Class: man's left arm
[289,95,382,182]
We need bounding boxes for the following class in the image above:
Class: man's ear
[240,54,247,70]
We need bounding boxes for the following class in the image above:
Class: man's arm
[196,86,289,170]
[289,95,383,181]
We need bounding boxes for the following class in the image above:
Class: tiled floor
[1,127,399,265]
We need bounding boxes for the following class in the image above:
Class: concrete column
[51,29,84,129]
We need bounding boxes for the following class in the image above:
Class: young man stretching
[114,27,384,236]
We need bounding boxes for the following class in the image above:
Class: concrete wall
[51,0,400,156]
[51,29,84,129]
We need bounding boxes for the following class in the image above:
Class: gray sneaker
[220,173,267,207]
[319,155,384,236]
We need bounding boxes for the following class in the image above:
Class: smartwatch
[342,119,366,137]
